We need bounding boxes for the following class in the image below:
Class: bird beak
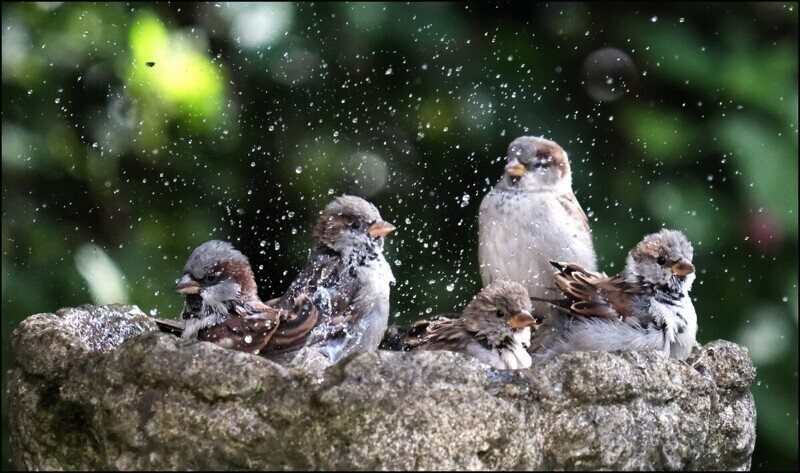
[504,159,526,177]
[175,274,202,295]
[670,260,695,276]
[507,310,538,329]
[368,220,396,238]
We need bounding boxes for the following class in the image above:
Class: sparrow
[274,195,396,365]
[530,228,697,361]
[387,280,541,370]
[478,136,597,318]
[156,240,319,358]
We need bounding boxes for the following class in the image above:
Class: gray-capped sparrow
[531,229,697,361]
[478,136,597,317]
[274,195,396,365]
[157,240,319,357]
[391,280,540,370]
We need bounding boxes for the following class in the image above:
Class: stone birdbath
[8,304,756,470]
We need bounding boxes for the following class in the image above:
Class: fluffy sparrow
[390,280,540,370]
[531,229,697,361]
[478,136,597,317]
[274,195,396,365]
[157,240,319,357]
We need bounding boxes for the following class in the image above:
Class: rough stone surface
[8,304,756,470]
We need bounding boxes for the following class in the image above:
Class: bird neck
[181,294,204,319]
[652,274,690,298]
[227,297,264,315]
[182,304,230,340]
[317,239,381,267]
[498,174,571,193]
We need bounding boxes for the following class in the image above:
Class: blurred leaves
[127,13,230,133]
[621,106,700,163]
[644,180,733,249]
[719,115,798,237]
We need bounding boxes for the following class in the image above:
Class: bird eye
[350,220,365,231]
[656,256,667,266]
[533,162,546,170]
[496,310,505,318]
[205,273,218,283]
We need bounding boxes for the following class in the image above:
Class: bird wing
[548,261,634,321]
[278,249,357,338]
[558,192,592,236]
[404,315,471,351]
[199,303,283,353]
[258,294,319,355]
[200,295,319,356]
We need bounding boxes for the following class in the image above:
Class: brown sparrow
[531,229,697,361]
[157,240,319,357]
[393,280,540,370]
[478,136,597,317]
[274,195,396,364]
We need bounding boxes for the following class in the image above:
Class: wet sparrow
[531,229,697,361]
[275,195,396,365]
[478,136,597,317]
[394,280,540,370]
[157,240,318,357]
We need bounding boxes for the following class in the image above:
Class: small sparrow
[531,229,697,361]
[393,280,541,370]
[478,136,597,317]
[158,240,319,357]
[275,195,396,365]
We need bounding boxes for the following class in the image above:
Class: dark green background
[2,2,797,470]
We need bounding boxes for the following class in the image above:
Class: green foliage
[2,3,797,470]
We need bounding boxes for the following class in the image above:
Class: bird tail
[154,318,185,337]
[380,320,433,351]
[380,325,411,351]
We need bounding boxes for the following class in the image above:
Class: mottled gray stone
[8,304,756,470]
